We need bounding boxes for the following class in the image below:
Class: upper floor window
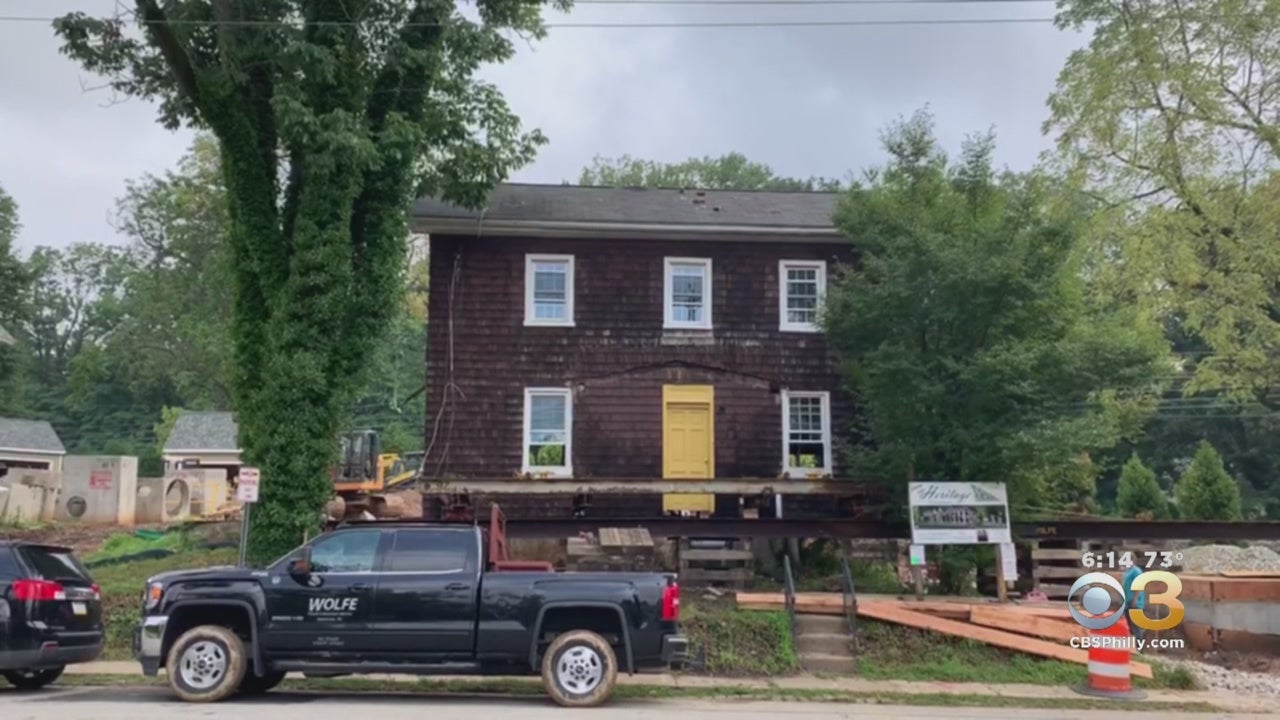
[664,257,712,329]
[525,254,574,327]
[782,390,832,478]
[779,260,826,332]
[523,387,573,477]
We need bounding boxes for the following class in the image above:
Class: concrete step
[796,632,852,656]
[795,614,846,634]
[799,652,857,674]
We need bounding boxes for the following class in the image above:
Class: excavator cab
[328,429,415,521]
[334,429,383,494]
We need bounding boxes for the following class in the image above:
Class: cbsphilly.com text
[1069,635,1185,652]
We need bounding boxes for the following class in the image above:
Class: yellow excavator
[327,429,424,521]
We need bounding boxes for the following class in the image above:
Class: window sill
[779,324,821,333]
[521,467,574,479]
[524,320,575,328]
[661,329,715,346]
[782,469,832,480]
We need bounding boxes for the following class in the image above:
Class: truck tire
[166,624,249,703]
[541,629,618,708]
[3,666,64,690]
[238,670,287,695]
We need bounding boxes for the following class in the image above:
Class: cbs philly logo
[1067,571,1185,632]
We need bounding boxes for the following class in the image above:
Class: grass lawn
[93,544,238,659]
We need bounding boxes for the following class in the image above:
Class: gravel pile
[1180,544,1280,573]
[1161,658,1280,699]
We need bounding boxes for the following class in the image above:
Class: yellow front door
[662,385,716,513]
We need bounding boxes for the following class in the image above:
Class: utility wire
[0,13,1061,28]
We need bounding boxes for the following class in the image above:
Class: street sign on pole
[237,467,260,504]
[237,467,260,567]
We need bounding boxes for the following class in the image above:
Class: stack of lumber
[678,538,754,588]
[565,528,655,572]
[734,592,1152,679]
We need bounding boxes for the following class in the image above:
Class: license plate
[72,602,87,616]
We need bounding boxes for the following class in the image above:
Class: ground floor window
[522,387,573,477]
[782,390,831,477]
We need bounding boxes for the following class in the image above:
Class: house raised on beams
[412,183,860,519]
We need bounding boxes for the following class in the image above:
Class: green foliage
[1047,0,1280,408]
[153,406,184,452]
[0,184,30,415]
[824,111,1169,515]
[580,152,841,191]
[54,1,561,561]
[528,444,564,467]
[1116,453,1169,519]
[681,603,798,676]
[1174,441,1244,521]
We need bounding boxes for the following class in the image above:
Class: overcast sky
[0,0,1084,252]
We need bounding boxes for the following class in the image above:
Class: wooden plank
[969,605,1080,643]
[1034,566,1087,579]
[679,548,754,562]
[857,604,1152,680]
[681,568,752,581]
[1035,583,1073,597]
[1219,570,1280,578]
[1032,549,1085,561]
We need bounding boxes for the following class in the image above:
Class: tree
[824,110,1170,515]
[1175,441,1244,521]
[0,184,30,415]
[110,134,235,409]
[1116,453,1168,520]
[580,152,841,191]
[1046,0,1280,408]
[55,0,563,559]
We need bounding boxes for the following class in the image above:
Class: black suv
[0,541,104,689]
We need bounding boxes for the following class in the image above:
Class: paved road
[0,686,1275,720]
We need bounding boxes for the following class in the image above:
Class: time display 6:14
[1081,550,1183,570]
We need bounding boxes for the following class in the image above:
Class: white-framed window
[779,260,827,332]
[524,254,574,326]
[522,388,573,477]
[664,257,712,329]
[782,390,832,477]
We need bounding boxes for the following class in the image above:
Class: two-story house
[412,184,855,518]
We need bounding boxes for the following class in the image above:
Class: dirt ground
[1197,650,1280,675]
[0,523,160,554]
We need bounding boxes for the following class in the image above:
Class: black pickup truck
[133,510,687,706]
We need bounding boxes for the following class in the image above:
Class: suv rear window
[16,546,92,583]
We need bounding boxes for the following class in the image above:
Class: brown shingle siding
[424,234,854,480]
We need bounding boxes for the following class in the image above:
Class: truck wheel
[541,630,618,708]
[3,666,64,690]
[166,625,248,703]
[238,670,287,695]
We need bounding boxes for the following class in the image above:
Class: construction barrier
[1073,618,1146,700]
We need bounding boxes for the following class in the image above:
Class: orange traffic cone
[1072,619,1146,700]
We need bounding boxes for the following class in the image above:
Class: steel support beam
[482,517,1280,542]
[422,478,875,496]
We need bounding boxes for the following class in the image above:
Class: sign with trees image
[908,482,1011,545]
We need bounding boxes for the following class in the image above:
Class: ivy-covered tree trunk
[56,0,564,560]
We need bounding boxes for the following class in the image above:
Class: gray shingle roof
[164,411,240,452]
[0,418,65,454]
[413,183,840,230]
